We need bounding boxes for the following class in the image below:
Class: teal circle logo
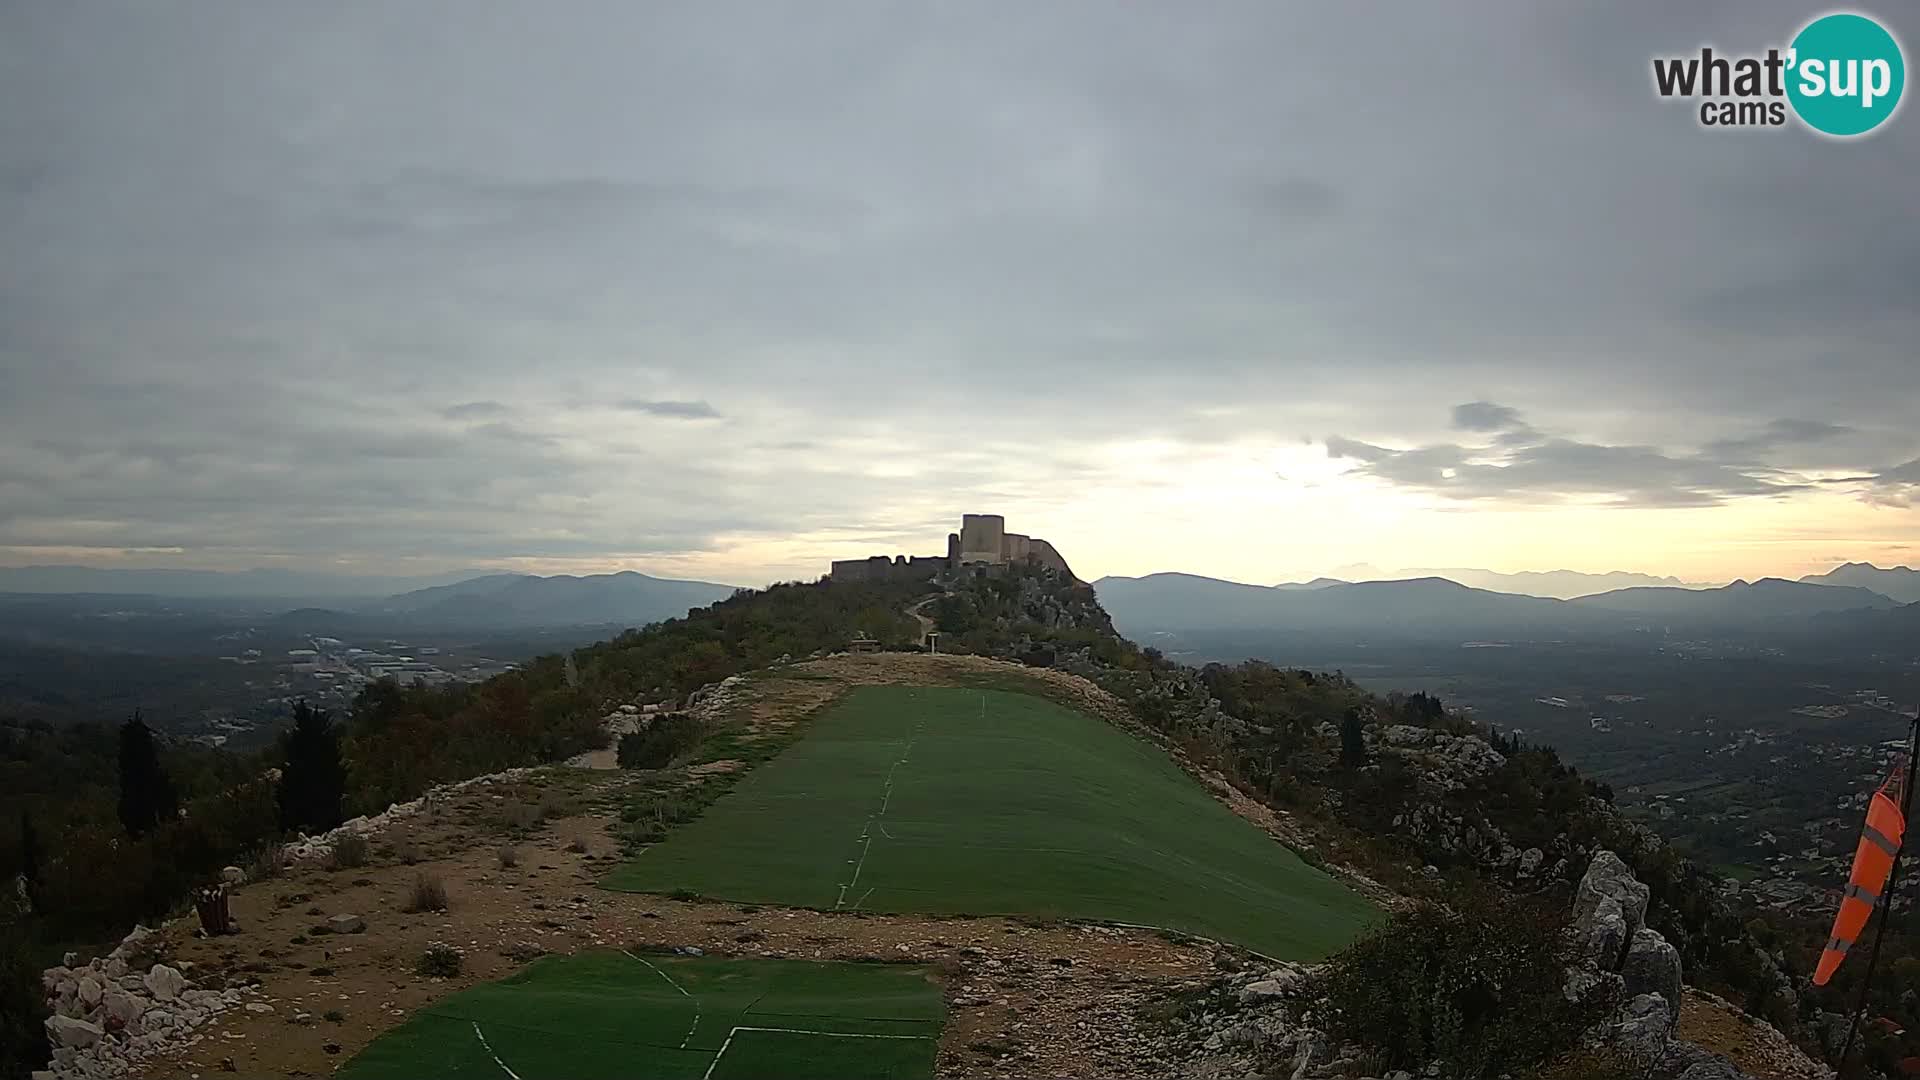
[1787,13,1905,136]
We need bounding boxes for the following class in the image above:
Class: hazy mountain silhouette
[1798,562,1920,604]
[1396,567,1697,599]
[1567,578,1898,618]
[363,570,739,628]
[1095,570,1899,642]
[1092,572,1578,637]
[0,564,485,600]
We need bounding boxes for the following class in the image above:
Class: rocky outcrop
[1574,849,1649,969]
[1569,852,1774,1080]
[39,924,261,1079]
[1621,928,1683,1016]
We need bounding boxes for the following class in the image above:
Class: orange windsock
[1814,765,1907,987]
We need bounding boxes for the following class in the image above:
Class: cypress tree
[1339,707,1369,769]
[117,711,178,837]
[278,701,347,835]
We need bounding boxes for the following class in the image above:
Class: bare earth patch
[120,652,1373,1079]
[1678,989,1833,1080]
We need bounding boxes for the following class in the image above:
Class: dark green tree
[278,701,346,835]
[116,711,178,838]
[1339,707,1369,768]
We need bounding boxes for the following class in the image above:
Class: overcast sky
[3,2,1916,587]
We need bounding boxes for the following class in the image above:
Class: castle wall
[1003,533,1032,561]
[830,554,944,584]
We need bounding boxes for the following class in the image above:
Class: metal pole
[1836,710,1919,1075]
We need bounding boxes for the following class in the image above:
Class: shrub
[250,843,287,881]
[402,873,448,913]
[392,833,423,866]
[323,1009,345,1024]
[500,802,540,832]
[1297,891,1615,1080]
[415,942,463,978]
[328,833,370,870]
[496,846,519,869]
[564,840,588,854]
[0,930,50,1075]
[617,714,704,770]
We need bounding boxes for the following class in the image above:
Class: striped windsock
[1814,767,1907,986]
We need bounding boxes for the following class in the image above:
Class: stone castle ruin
[829,514,1076,584]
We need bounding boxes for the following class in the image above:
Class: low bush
[496,845,519,869]
[249,843,287,881]
[402,873,448,913]
[392,833,424,866]
[328,833,370,870]
[414,942,463,978]
[1296,890,1615,1080]
[617,714,704,770]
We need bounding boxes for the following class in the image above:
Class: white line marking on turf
[471,1022,524,1080]
[836,725,921,909]
[853,885,876,909]
[623,950,702,1049]
[701,1026,934,1080]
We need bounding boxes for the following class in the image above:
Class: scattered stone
[101,990,145,1028]
[144,964,187,1002]
[46,1016,104,1050]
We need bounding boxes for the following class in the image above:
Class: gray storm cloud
[1,2,1915,576]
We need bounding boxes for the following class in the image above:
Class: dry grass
[401,873,448,913]
[329,833,370,870]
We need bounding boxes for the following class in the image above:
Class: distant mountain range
[1798,562,1920,604]
[0,565,487,600]
[360,571,739,628]
[1093,570,1904,642]
[1299,567,1697,599]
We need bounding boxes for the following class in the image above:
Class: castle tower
[958,514,1006,564]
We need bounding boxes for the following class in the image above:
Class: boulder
[1517,847,1545,877]
[1580,895,1631,970]
[1574,850,1648,967]
[1238,978,1293,1003]
[1621,928,1682,1019]
[102,989,146,1028]
[221,865,247,886]
[46,1015,104,1049]
[77,974,104,1007]
[1611,993,1673,1064]
[327,913,366,934]
[144,963,187,1002]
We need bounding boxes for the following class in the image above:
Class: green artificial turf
[603,685,1375,960]
[339,951,944,1080]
